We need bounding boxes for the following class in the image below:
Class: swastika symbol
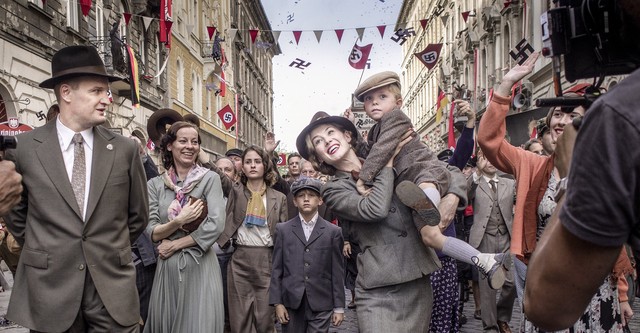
[289,58,312,70]
[278,155,284,164]
[350,49,363,62]
[421,51,438,64]
[509,39,535,65]
[223,112,233,122]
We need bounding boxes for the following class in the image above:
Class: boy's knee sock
[442,237,480,265]
[422,187,441,208]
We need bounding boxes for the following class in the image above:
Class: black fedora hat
[39,45,122,89]
[296,111,359,160]
[147,108,184,144]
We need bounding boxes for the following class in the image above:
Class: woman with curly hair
[144,121,226,332]
[216,145,288,333]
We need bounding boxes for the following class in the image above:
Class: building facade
[0,0,168,146]
[397,0,623,151]
[0,0,279,162]
[229,0,280,150]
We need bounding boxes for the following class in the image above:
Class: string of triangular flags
[50,0,516,47]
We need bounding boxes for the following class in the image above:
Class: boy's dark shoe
[395,181,440,229]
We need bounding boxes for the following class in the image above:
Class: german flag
[126,45,140,108]
[435,87,448,123]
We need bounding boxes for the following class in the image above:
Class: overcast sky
[261,0,404,152]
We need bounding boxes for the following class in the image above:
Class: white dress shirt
[299,212,319,241]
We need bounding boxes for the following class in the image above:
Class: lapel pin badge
[106,144,113,150]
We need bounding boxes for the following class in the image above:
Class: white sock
[423,187,441,207]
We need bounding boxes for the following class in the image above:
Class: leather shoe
[498,320,512,333]
[473,253,507,290]
[395,181,440,229]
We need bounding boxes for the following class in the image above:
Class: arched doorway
[0,81,18,123]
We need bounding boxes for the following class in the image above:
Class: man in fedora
[3,45,148,332]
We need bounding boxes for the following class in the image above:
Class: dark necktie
[489,179,497,193]
[72,133,86,216]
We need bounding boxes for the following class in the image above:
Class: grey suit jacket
[467,175,515,248]
[217,182,288,247]
[4,121,148,331]
[322,167,441,290]
[269,216,345,311]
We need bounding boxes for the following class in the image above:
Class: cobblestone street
[1,271,638,332]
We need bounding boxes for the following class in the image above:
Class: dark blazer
[216,181,288,247]
[467,175,515,248]
[269,216,345,311]
[4,121,148,331]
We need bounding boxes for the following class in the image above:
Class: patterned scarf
[243,185,267,228]
[163,165,209,220]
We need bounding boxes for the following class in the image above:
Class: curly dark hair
[159,121,201,170]
[239,145,278,187]
[524,138,543,152]
[304,123,368,176]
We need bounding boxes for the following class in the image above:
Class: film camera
[0,136,17,160]
[537,0,640,110]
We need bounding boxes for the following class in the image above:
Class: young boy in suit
[352,71,506,289]
[269,178,345,332]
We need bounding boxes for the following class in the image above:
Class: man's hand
[0,161,23,216]
[455,100,476,128]
[343,242,352,257]
[554,120,579,179]
[438,193,460,229]
[264,131,280,153]
[275,304,289,325]
[332,312,344,326]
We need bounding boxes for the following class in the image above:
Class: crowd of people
[0,14,639,331]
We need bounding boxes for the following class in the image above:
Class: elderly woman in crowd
[144,121,226,332]
[216,145,288,333]
[296,112,440,332]
[478,52,633,332]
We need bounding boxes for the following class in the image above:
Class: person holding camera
[478,51,633,332]
[524,2,640,329]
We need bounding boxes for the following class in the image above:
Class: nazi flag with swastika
[415,44,443,70]
[348,43,373,70]
[217,104,236,130]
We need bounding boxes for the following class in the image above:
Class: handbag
[180,196,208,233]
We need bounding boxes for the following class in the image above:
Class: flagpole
[354,37,368,88]
[357,66,367,87]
